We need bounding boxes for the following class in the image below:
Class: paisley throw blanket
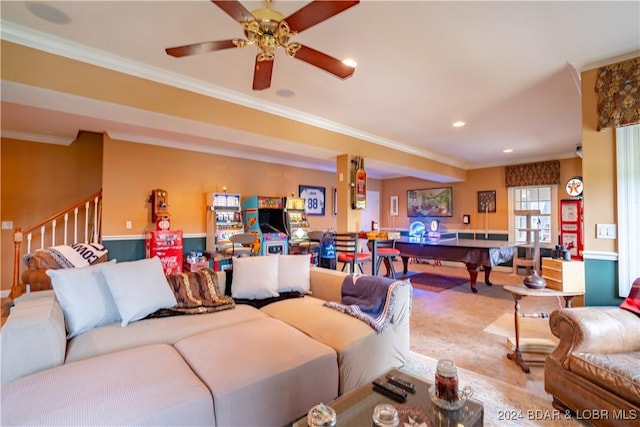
[324,274,410,333]
[153,268,235,317]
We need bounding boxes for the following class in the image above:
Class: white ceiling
[1,1,639,180]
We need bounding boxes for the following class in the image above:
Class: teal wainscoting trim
[474,233,508,241]
[584,258,621,306]
[103,235,207,263]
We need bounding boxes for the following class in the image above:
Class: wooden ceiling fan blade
[293,45,355,79]
[210,0,254,22]
[253,56,274,90]
[285,1,359,33]
[165,40,237,57]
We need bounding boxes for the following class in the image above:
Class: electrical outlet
[126,221,132,230]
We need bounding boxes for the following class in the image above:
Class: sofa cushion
[1,344,214,426]
[262,295,409,394]
[0,294,67,386]
[101,257,177,326]
[231,255,279,299]
[66,305,268,363]
[568,351,640,406]
[620,277,640,315]
[46,260,120,338]
[277,254,311,294]
[174,317,338,427]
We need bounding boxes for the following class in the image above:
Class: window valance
[596,57,640,130]
[505,160,560,188]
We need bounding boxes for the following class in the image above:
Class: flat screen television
[407,187,453,217]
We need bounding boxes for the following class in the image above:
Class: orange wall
[580,67,617,254]
[1,133,103,291]
[380,159,581,233]
[1,130,580,293]
[102,136,348,237]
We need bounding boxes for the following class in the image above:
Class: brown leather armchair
[545,306,640,426]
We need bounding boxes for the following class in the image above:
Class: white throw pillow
[47,260,120,338]
[101,257,177,327]
[278,254,311,294]
[231,255,279,299]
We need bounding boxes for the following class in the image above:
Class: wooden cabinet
[541,257,585,292]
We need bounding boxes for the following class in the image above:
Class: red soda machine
[242,196,289,256]
[283,196,310,246]
[205,191,243,254]
[559,198,584,260]
[146,189,183,274]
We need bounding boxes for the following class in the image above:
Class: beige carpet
[402,351,584,427]
[483,313,559,354]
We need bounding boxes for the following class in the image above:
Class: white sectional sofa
[1,256,412,426]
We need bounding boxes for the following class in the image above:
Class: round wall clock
[565,176,584,197]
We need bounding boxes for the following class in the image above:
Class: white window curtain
[616,124,640,297]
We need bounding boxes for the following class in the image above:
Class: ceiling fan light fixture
[342,58,357,68]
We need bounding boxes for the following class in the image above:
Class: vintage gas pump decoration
[351,156,367,209]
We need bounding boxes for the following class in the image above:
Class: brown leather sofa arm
[549,307,640,365]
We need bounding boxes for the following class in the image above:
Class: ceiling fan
[165,0,359,90]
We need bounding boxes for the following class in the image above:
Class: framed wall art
[299,185,325,216]
[390,195,399,216]
[478,190,496,213]
[332,187,337,217]
[407,187,453,217]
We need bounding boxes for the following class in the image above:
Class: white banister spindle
[84,201,90,243]
[51,220,57,246]
[64,213,69,245]
[27,233,33,254]
[74,208,79,243]
[39,226,45,250]
[93,196,99,243]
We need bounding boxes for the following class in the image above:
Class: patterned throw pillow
[620,277,640,315]
[163,268,235,315]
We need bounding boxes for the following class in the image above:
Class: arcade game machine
[242,196,289,256]
[205,192,243,254]
[283,196,310,251]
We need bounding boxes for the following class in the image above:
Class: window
[616,124,639,297]
[509,186,558,246]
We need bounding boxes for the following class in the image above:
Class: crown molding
[0,130,74,145]
[1,20,464,170]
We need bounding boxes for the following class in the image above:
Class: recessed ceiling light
[452,121,465,128]
[342,58,357,68]
[503,148,513,153]
[275,89,295,98]
[26,2,71,25]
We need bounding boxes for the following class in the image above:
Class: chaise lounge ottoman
[174,317,339,427]
[1,344,215,426]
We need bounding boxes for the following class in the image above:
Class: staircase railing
[11,190,103,299]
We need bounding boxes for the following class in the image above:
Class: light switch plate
[596,223,616,239]
[1,220,13,230]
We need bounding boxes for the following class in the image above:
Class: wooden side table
[502,285,584,373]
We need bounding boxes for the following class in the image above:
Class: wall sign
[299,185,325,216]
[477,190,496,213]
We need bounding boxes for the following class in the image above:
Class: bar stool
[225,233,256,257]
[299,230,324,265]
[335,232,371,273]
[373,239,400,278]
